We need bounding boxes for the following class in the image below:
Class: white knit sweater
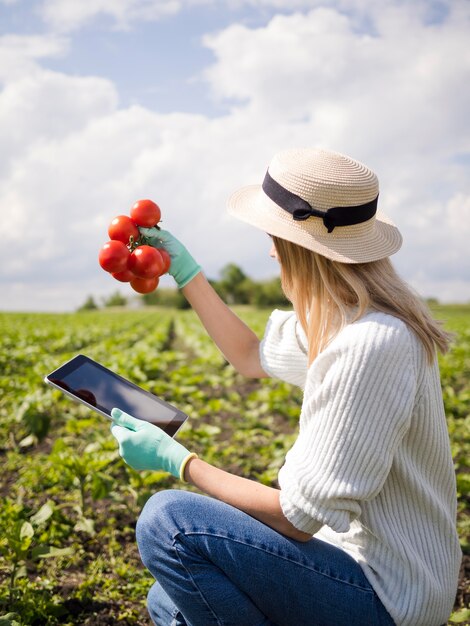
[260,309,461,626]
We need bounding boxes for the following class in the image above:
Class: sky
[0,0,469,312]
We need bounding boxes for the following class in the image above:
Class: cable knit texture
[260,309,461,626]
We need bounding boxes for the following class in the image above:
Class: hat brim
[227,185,402,264]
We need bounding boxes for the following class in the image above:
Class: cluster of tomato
[98,199,170,294]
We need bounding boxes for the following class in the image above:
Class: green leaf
[18,521,34,553]
[0,613,22,626]
[449,607,470,623]
[18,434,36,448]
[31,545,74,560]
[74,517,95,536]
[84,441,101,454]
[13,564,27,581]
[91,471,113,500]
[30,501,54,526]
[19,521,34,542]
[456,473,470,497]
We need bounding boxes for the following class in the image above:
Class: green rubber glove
[139,228,201,289]
[110,408,197,480]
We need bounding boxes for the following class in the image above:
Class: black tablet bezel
[44,354,188,437]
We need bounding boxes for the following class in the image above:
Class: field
[0,305,469,625]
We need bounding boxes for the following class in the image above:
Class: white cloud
[0,71,117,177]
[0,33,68,83]
[203,4,470,153]
[40,0,175,32]
[36,0,355,33]
[0,100,269,272]
[0,1,469,310]
[35,0,469,35]
[446,193,470,235]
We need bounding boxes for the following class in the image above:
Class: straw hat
[227,148,402,263]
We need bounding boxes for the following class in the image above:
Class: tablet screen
[47,355,186,436]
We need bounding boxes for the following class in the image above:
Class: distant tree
[102,291,127,307]
[140,265,289,310]
[252,278,288,307]
[78,295,98,311]
[218,263,250,304]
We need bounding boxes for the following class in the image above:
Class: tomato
[130,199,161,228]
[112,268,135,283]
[99,240,130,273]
[128,245,164,278]
[108,215,139,244]
[130,275,159,294]
[156,248,171,274]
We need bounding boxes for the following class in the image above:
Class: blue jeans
[136,490,396,626]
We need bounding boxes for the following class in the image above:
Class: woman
[110,148,461,626]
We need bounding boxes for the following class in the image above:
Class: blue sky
[0,0,469,311]
[0,1,283,113]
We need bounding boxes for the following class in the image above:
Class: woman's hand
[110,409,310,541]
[110,408,197,479]
[139,227,201,289]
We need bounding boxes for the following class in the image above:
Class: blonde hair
[272,236,451,365]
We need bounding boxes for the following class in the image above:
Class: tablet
[44,354,188,437]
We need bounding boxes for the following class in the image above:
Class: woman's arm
[111,409,312,542]
[140,228,267,378]
[184,456,312,542]
[181,278,304,537]
[182,273,267,378]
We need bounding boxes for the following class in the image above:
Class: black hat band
[262,170,378,233]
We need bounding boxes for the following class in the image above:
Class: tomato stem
[128,235,136,252]
[127,235,144,252]
[127,222,161,251]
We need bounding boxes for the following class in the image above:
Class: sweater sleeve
[259,309,308,388]
[278,314,416,535]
